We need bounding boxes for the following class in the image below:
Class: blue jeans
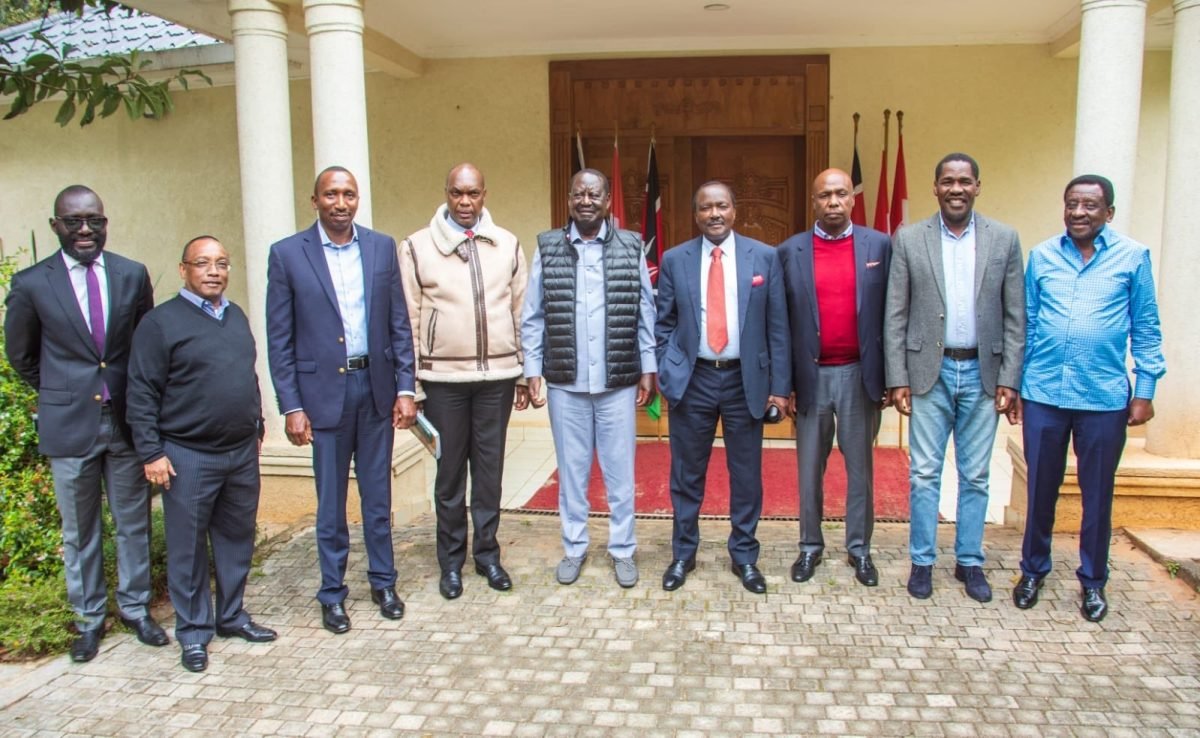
[908,357,1000,567]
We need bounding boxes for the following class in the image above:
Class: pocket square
[751,274,765,287]
[865,260,881,268]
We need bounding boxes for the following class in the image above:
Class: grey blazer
[883,212,1025,397]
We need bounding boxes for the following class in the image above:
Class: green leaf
[53,98,74,126]
[99,90,120,117]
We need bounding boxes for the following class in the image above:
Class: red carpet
[519,442,911,521]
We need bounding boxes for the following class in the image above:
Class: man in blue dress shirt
[1014,174,1166,623]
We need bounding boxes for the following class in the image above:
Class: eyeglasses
[55,216,108,231]
[181,259,232,272]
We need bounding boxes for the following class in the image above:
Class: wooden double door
[549,56,831,437]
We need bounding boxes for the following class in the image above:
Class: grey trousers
[50,406,152,630]
[796,362,881,559]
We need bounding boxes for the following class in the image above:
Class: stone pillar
[1073,0,1147,233]
[303,0,373,227]
[1146,0,1200,459]
[229,0,296,444]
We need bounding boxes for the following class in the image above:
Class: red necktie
[707,246,728,354]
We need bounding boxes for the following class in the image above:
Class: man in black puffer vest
[520,169,657,588]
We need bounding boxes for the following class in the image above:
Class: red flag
[850,140,867,227]
[890,127,908,233]
[642,138,663,284]
[873,145,890,234]
[571,127,585,175]
[610,133,626,229]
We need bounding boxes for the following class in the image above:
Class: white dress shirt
[698,234,740,361]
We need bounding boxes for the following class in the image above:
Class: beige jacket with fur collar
[399,205,528,387]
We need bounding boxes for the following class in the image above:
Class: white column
[1146,0,1200,459]
[303,0,373,227]
[1073,0,1147,233]
[229,0,297,444]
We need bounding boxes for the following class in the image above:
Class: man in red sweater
[778,169,893,587]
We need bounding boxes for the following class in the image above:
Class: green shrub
[0,573,75,657]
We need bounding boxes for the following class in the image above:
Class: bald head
[811,168,855,236]
[445,163,487,228]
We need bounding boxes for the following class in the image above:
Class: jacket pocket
[39,388,70,405]
[296,360,317,374]
[907,337,923,351]
[992,341,1004,355]
[426,309,438,355]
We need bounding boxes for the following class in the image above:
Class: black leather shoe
[1081,586,1108,622]
[120,615,169,647]
[180,643,208,672]
[790,552,822,583]
[954,564,993,603]
[474,562,513,592]
[731,562,767,594]
[661,559,696,591]
[1012,575,1043,609]
[70,629,102,663]
[217,621,277,642]
[439,570,463,600]
[848,554,878,587]
[321,602,351,634]
[371,587,405,620]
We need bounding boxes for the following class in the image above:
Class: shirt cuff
[524,358,543,378]
[1133,375,1157,400]
[639,351,658,374]
[397,391,416,398]
[283,408,303,415]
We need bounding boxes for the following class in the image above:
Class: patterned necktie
[706,246,728,354]
[85,262,109,401]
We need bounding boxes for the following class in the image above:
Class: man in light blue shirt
[1014,174,1165,623]
[521,169,657,588]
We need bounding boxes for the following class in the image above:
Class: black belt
[347,355,370,371]
[696,357,740,369]
[943,347,978,360]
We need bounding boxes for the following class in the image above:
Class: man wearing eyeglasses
[127,236,275,672]
[266,166,417,634]
[4,185,163,663]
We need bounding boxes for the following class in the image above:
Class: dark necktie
[706,246,728,354]
[85,262,109,402]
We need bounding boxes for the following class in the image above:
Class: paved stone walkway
[1,515,1198,737]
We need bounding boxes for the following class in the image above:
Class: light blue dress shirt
[521,222,658,393]
[813,223,853,240]
[179,288,229,320]
[1021,225,1165,411]
[316,221,368,359]
[697,234,741,361]
[940,214,977,350]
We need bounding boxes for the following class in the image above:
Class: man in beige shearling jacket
[399,163,530,600]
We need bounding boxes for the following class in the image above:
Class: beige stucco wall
[0,46,1171,305]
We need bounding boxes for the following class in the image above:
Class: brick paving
[1,515,1198,737]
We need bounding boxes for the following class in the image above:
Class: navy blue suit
[266,223,415,604]
[655,233,791,563]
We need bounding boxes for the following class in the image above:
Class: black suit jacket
[4,250,155,457]
[777,227,891,414]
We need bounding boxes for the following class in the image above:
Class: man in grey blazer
[884,153,1024,604]
[4,185,165,662]
[778,169,891,588]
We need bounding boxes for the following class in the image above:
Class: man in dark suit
[266,166,417,634]
[127,236,276,672]
[778,169,892,588]
[4,185,167,662]
[884,153,1024,604]
[655,181,791,594]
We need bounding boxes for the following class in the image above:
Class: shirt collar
[444,211,478,235]
[316,220,359,248]
[1060,224,1114,252]
[703,233,736,255]
[60,250,106,270]
[938,213,975,241]
[814,223,853,241]
[179,288,229,314]
[569,220,607,244]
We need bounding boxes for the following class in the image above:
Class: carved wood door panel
[692,136,806,245]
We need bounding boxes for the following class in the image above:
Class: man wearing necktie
[655,181,791,594]
[4,185,163,662]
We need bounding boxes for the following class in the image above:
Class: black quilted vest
[535,222,643,388]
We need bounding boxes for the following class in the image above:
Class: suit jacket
[654,232,791,419]
[778,227,891,413]
[266,222,416,430]
[4,250,154,457]
[883,212,1025,397]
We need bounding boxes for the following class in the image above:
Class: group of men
[2,151,1163,672]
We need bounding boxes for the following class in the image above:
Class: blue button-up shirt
[317,221,368,358]
[521,222,658,394]
[1021,226,1165,411]
[179,288,229,320]
[941,214,978,350]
